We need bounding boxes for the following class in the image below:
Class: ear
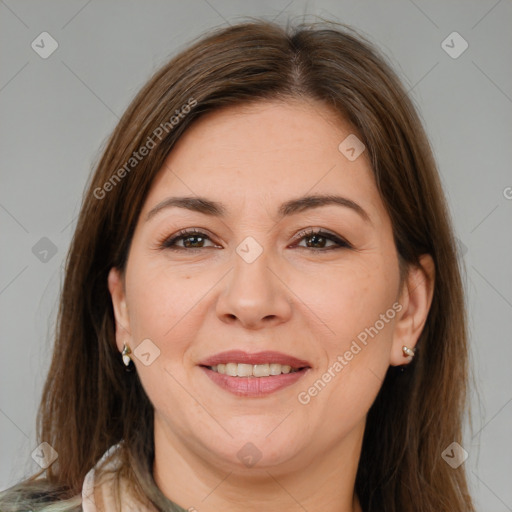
[108,267,132,353]
[390,254,435,366]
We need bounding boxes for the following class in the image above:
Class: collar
[81,443,159,512]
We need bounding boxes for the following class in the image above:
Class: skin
[108,99,435,512]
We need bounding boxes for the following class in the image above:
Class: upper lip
[199,350,311,369]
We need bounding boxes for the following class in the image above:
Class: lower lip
[199,366,309,397]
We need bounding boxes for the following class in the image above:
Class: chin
[198,431,306,473]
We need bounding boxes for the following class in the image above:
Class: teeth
[253,363,270,377]
[237,363,253,377]
[209,363,299,377]
[225,363,238,376]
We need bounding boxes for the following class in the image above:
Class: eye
[159,227,351,252]
[159,228,218,251]
[292,228,351,251]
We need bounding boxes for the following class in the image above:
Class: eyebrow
[146,194,371,223]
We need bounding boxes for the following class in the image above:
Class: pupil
[181,234,328,249]
[307,234,325,248]
[184,235,203,248]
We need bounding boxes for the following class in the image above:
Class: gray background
[1,1,511,510]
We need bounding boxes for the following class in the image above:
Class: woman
[0,19,475,512]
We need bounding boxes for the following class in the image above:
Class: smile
[198,349,311,396]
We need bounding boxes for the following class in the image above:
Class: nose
[215,248,293,330]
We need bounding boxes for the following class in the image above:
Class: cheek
[292,253,399,351]
[123,260,207,412]
[294,253,399,413]
[124,250,207,341]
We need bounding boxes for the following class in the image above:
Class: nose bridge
[216,236,292,328]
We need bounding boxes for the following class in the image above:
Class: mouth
[198,350,311,397]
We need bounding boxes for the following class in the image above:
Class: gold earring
[122,343,134,370]
[402,345,415,358]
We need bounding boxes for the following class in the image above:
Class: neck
[152,414,365,512]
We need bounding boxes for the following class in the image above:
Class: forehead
[142,99,383,221]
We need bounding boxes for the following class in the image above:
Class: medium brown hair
[0,19,474,512]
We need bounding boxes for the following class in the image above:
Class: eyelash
[159,227,352,252]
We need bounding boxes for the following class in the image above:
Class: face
[109,99,424,476]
